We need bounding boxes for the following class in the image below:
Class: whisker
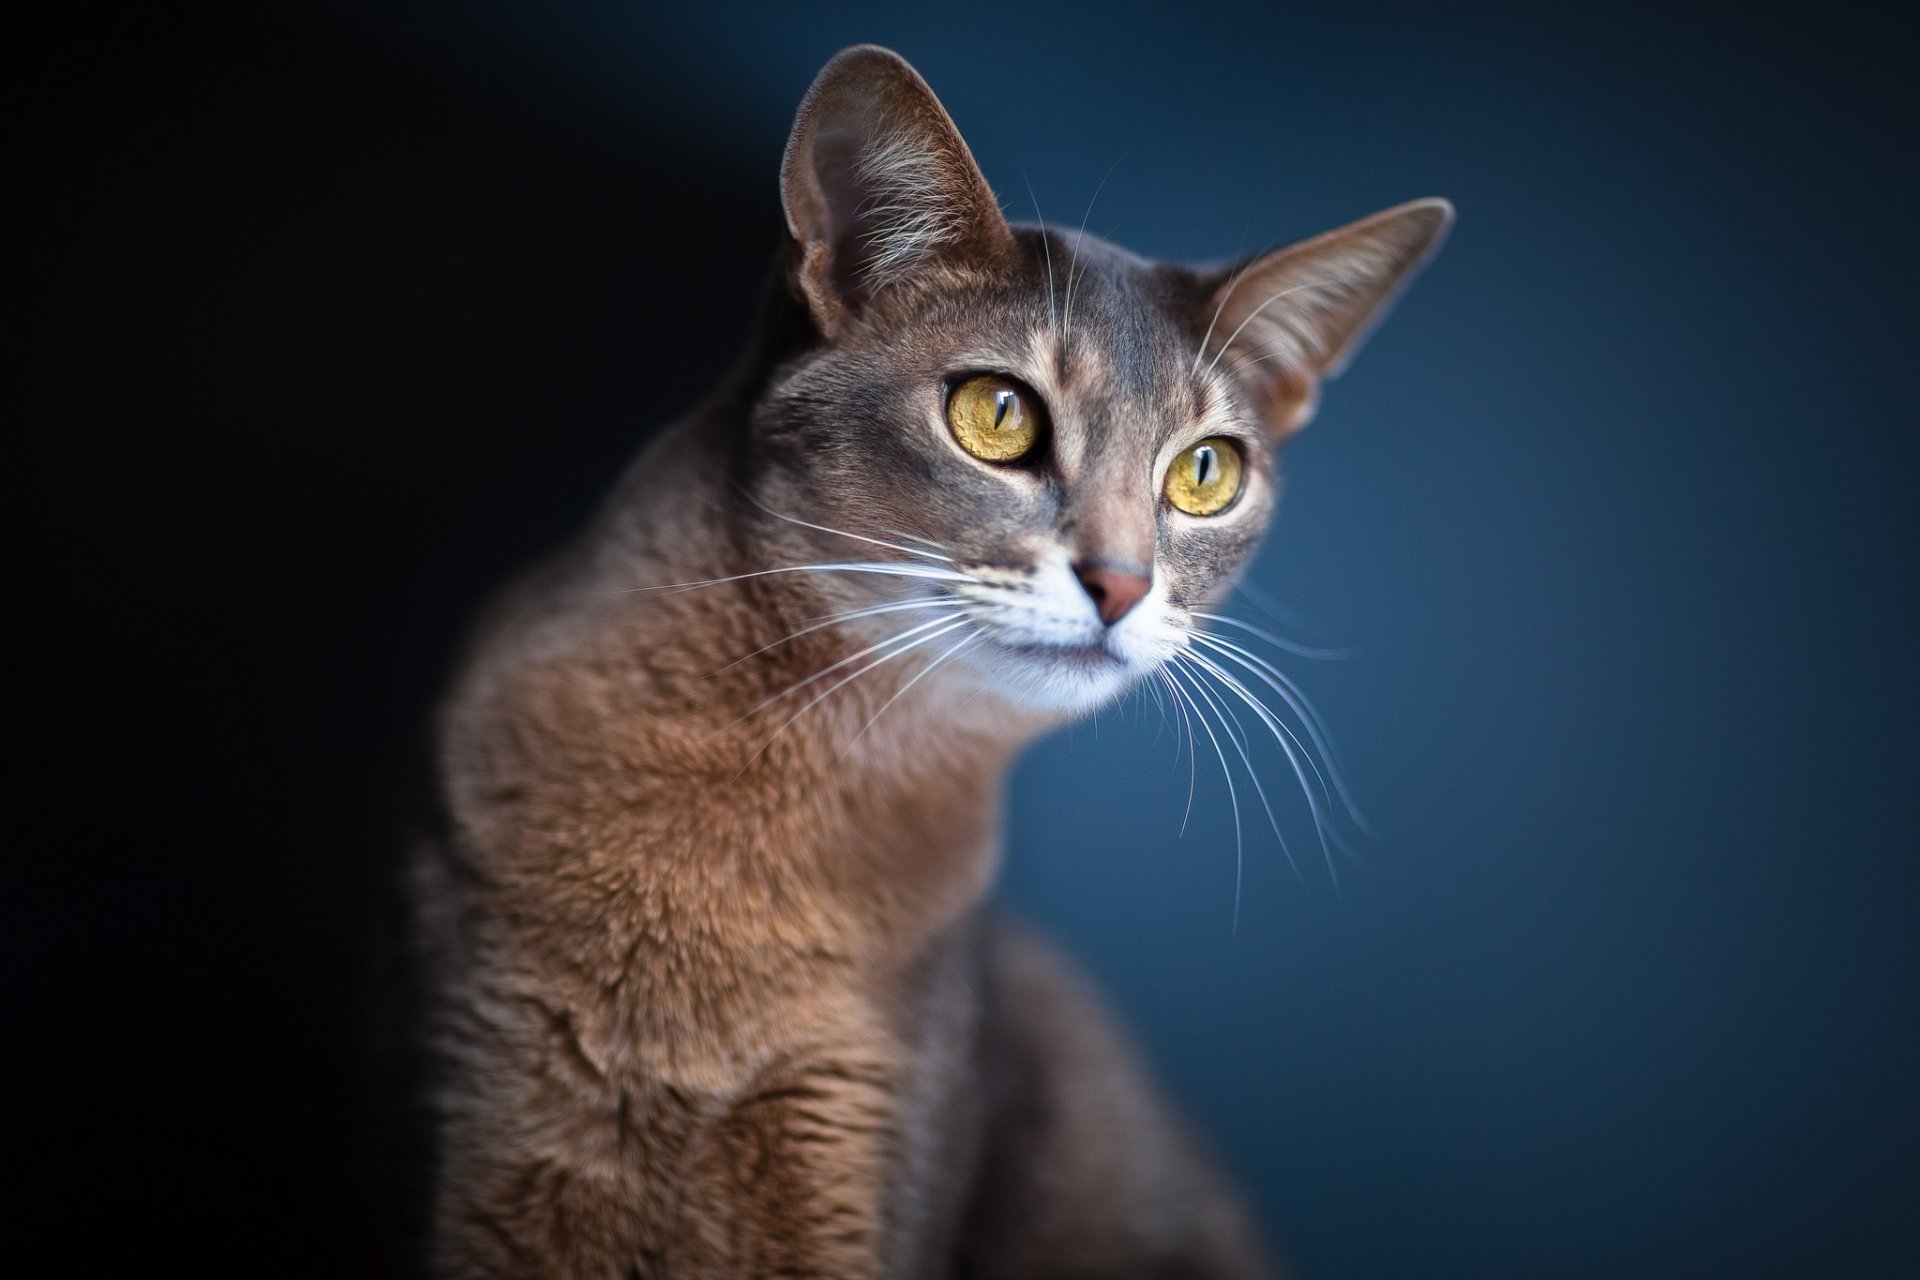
[1191,630,1370,833]
[615,561,968,596]
[1192,257,1255,377]
[800,596,948,627]
[1193,634,1354,805]
[1158,668,1200,832]
[1202,277,1351,382]
[1182,647,1347,894]
[1221,577,1328,633]
[1193,609,1350,660]
[1185,647,1341,814]
[735,488,953,563]
[1174,652,1303,888]
[1220,345,1304,378]
[712,597,951,675]
[740,612,962,719]
[1142,669,1174,749]
[1060,151,1125,348]
[1192,631,1358,792]
[1164,660,1247,933]
[729,616,971,780]
[1189,223,1291,377]
[846,629,980,751]
[873,525,954,556]
[1021,170,1058,333]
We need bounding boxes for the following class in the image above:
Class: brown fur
[407,45,1449,1278]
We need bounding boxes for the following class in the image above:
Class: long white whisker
[873,525,953,556]
[1193,628,1349,755]
[1219,345,1302,381]
[1191,222,1293,378]
[1143,670,1174,749]
[736,488,953,563]
[1183,648,1346,894]
[1192,630,1360,804]
[1194,635,1354,807]
[1192,635,1376,870]
[1022,171,1058,332]
[847,630,980,751]
[1202,277,1349,382]
[1180,653,1251,756]
[713,597,951,674]
[1224,577,1324,630]
[801,597,951,627]
[1193,609,1349,660]
[741,613,962,719]
[1165,661,1247,933]
[1060,152,1125,348]
[730,617,971,780]
[1185,647,1341,821]
[616,561,968,596]
[1158,668,1200,832]
[1192,257,1256,377]
[1174,653,1303,887]
[1192,630,1371,833]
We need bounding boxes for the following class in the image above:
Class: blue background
[16,2,1914,1275]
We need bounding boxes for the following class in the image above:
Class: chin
[956,636,1158,716]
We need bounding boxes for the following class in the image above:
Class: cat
[406,43,1450,1279]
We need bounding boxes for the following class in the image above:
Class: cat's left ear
[1202,198,1453,435]
[781,46,1014,335]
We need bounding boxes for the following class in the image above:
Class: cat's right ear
[1201,199,1453,436]
[781,46,1013,335]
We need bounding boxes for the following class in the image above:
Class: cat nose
[1073,562,1152,626]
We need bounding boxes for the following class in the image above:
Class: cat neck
[446,408,1044,959]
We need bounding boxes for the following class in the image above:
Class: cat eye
[1164,438,1245,516]
[946,375,1042,463]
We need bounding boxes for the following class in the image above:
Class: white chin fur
[933,552,1191,715]
[953,598,1188,715]
[954,641,1143,714]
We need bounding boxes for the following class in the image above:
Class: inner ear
[1199,198,1453,435]
[781,46,1013,333]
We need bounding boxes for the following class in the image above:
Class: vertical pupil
[1193,445,1218,487]
[992,389,1014,430]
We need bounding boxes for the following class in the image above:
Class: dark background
[13,1,1916,1276]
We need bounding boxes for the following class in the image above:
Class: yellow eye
[946,375,1041,463]
[1165,437,1245,515]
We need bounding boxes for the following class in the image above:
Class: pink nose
[1074,563,1152,626]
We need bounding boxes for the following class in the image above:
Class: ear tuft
[848,128,972,284]
[781,46,1012,333]
[1203,198,1453,433]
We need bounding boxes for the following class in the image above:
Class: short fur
[408,45,1450,1278]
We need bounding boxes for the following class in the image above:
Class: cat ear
[1202,198,1453,434]
[781,46,1014,334]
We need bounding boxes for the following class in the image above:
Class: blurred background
[13,1,1916,1275]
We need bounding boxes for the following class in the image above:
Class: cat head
[742,46,1449,716]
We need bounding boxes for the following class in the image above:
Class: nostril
[1073,562,1152,626]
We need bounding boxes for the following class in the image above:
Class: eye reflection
[947,375,1042,463]
[1165,437,1244,515]
[1193,445,1222,487]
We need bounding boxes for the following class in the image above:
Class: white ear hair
[851,130,974,288]
[1202,198,1452,432]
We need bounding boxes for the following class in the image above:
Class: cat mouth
[984,634,1129,668]
[948,615,1161,713]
